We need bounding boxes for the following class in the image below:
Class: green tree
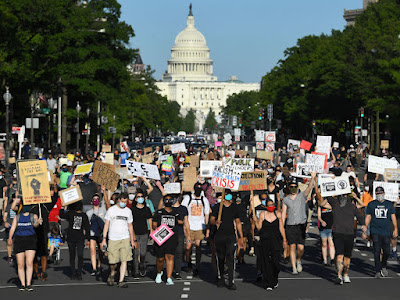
[183,109,196,134]
[204,108,217,133]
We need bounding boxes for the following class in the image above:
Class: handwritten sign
[189,155,200,168]
[300,140,312,151]
[74,163,93,175]
[164,183,181,194]
[223,158,254,172]
[306,153,326,171]
[380,140,389,149]
[384,168,400,182]
[238,171,268,191]
[211,165,242,191]
[104,153,114,165]
[142,154,153,164]
[200,160,223,178]
[183,167,198,192]
[126,161,161,180]
[320,175,351,197]
[316,136,332,156]
[235,150,247,157]
[257,150,273,161]
[150,224,174,246]
[368,155,398,175]
[59,185,83,206]
[373,181,399,202]
[214,141,222,147]
[296,163,323,178]
[160,154,169,162]
[92,161,115,182]
[333,142,339,149]
[59,157,68,166]
[170,143,187,154]
[92,161,120,191]
[144,147,153,154]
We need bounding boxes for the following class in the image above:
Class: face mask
[261,200,267,206]
[137,197,145,204]
[110,200,115,205]
[365,186,370,192]
[128,194,135,201]
[62,168,68,172]
[164,199,174,207]
[266,206,275,212]
[289,187,297,194]
[225,194,233,201]
[92,199,100,206]
[119,202,127,208]
[376,194,385,202]
[217,198,221,203]
[179,165,184,170]
[200,178,205,181]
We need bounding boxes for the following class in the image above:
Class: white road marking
[184,282,191,285]
[183,287,190,291]
[354,249,360,252]
[361,253,367,257]
[186,276,193,279]
[369,258,374,261]
[181,294,188,299]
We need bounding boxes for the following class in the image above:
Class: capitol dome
[162,4,217,82]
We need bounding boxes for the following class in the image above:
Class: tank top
[260,212,280,240]
[15,213,36,237]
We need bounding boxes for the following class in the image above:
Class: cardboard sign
[300,140,312,151]
[373,181,399,202]
[189,155,200,168]
[223,158,254,172]
[320,175,351,197]
[257,150,273,161]
[116,167,133,180]
[239,171,268,191]
[316,135,332,156]
[380,140,389,149]
[287,139,301,149]
[368,155,398,175]
[92,162,120,191]
[74,163,93,175]
[142,154,153,164]
[18,160,52,205]
[126,161,161,180]
[211,165,242,191]
[104,153,114,165]
[102,145,111,153]
[171,143,187,154]
[256,142,264,150]
[59,185,83,206]
[235,150,247,157]
[200,160,223,178]
[255,130,265,142]
[92,160,115,181]
[265,142,275,152]
[150,224,174,246]
[265,131,276,142]
[384,168,400,182]
[9,157,16,164]
[144,147,153,154]
[183,167,198,192]
[164,183,181,194]
[224,133,232,146]
[306,153,326,170]
[296,163,323,178]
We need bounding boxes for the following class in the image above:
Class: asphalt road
[0,222,399,300]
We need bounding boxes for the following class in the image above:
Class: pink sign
[215,141,222,147]
[150,223,174,246]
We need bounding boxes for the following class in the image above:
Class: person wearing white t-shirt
[181,184,210,276]
[343,165,360,189]
[101,193,137,288]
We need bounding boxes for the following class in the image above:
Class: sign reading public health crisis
[211,165,242,191]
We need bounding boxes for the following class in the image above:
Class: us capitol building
[156,5,260,131]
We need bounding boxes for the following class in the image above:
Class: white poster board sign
[287,139,301,150]
[223,158,255,172]
[234,128,241,137]
[255,130,265,142]
[211,165,242,191]
[368,155,398,175]
[296,163,323,178]
[126,161,161,180]
[170,143,187,154]
[316,135,332,156]
[160,154,169,162]
[373,181,399,202]
[164,183,181,194]
[320,175,351,197]
[333,142,339,149]
[305,153,325,171]
[200,160,223,178]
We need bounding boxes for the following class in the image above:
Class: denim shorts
[320,229,332,239]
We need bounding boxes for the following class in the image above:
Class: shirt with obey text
[365,200,395,237]
[153,208,181,233]
[105,205,133,241]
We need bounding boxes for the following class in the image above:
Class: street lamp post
[48,98,55,151]
[76,101,81,153]
[3,87,12,180]
[29,94,36,156]
[112,114,116,151]
[86,108,90,155]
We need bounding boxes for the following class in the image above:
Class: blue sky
[119,0,362,83]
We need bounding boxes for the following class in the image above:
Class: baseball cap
[375,186,385,194]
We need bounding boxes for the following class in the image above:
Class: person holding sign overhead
[210,189,244,290]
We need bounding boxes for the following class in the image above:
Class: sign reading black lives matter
[320,175,351,197]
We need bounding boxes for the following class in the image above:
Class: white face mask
[110,200,115,205]
[128,194,135,201]
[376,194,385,202]
[365,186,370,192]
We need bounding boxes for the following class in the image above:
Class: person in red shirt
[48,197,62,232]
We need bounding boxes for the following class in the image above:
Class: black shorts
[14,235,37,254]
[286,224,306,245]
[154,235,178,258]
[242,223,251,238]
[90,236,103,243]
[35,233,48,257]
[333,233,353,258]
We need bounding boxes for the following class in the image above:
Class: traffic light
[258,108,264,121]
[239,118,242,127]
[312,120,316,127]
[360,107,364,118]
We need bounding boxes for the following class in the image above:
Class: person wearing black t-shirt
[235,193,250,265]
[318,203,335,266]
[172,194,189,280]
[152,195,183,286]
[210,189,244,290]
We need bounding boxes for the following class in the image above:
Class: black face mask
[164,199,174,207]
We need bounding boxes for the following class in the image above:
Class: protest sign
[9,157,16,164]
[316,136,332,156]
[255,130,265,142]
[144,147,153,154]
[307,152,327,169]
[211,165,242,191]
[163,145,171,153]
[265,131,276,142]
[92,162,120,191]
[126,161,161,180]
[234,128,241,136]
[265,142,275,152]
[256,142,264,150]
[296,163,323,178]
[318,173,334,183]
[116,167,133,180]
[48,170,55,184]
[239,171,268,191]
[200,160,223,178]
[67,154,75,161]
[92,161,115,182]
[59,157,68,166]
[59,185,83,206]
[373,181,399,202]
[164,183,181,194]
[333,142,339,149]
[381,140,389,149]
[74,163,93,175]
[214,141,222,147]
[368,155,398,175]
[384,168,400,182]
[18,160,51,205]
[102,145,111,153]
[287,139,301,150]
[160,154,169,162]
[189,155,200,168]
[104,153,114,165]
[300,140,312,151]
[257,150,273,160]
[150,224,174,246]
[183,167,198,192]
[235,150,247,157]
[224,133,232,146]
[161,156,173,173]
[320,175,351,197]
[142,154,153,164]
[223,158,254,172]
[170,143,187,154]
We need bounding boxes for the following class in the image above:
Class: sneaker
[273,283,279,289]
[367,241,371,248]
[217,277,225,287]
[292,269,298,275]
[226,282,237,290]
[343,275,351,283]
[173,272,182,280]
[296,261,303,273]
[323,261,328,266]
[155,271,163,284]
[25,285,33,292]
[107,275,115,286]
[7,257,13,264]
[133,273,140,280]
[335,276,343,285]
[19,285,26,291]
[282,257,289,264]
[249,248,255,256]
[391,250,398,260]
[117,282,128,288]
[266,287,273,291]
[139,264,146,277]
[91,269,97,276]
[166,278,174,285]
[381,268,389,277]
[375,272,382,279]
[40,272,48,281]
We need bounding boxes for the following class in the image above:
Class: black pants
[68,240,85,273]
[174,234,184,273]
[260,239,281,288]
[214,234,236,282]
[254,238,263,272]
[371,234,391,272]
